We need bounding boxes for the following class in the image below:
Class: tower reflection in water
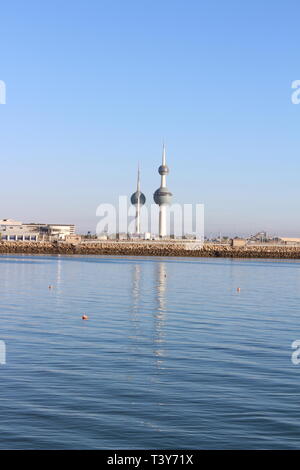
[153,262,167,368]
[130,260,168,371]
[131,263,142,333]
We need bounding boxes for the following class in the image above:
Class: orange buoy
[82,314,88,320]
[237,287,241,292]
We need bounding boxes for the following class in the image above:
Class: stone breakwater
[0,241,300,259]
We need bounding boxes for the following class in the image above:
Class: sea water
[0,254,299,449]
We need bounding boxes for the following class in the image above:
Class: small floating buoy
[82,314,88,320]
[237,287,241,292]
[48,285,52,289]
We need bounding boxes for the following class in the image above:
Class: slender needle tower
[153,144,173,238]
[131,164,146,234]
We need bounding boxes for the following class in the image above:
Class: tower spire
[137,162,140,192]
[131,163,146,235]
[162,142,166,166]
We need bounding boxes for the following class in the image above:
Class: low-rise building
[231,238,247,248]
[116,232,128,240]
[0,219,75,241]
[97,233,108,241]
[278,237,300,246]
[65,235,82,244]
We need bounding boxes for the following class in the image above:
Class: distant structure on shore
[0,219,75,242]
[153,144,173,238]
[130,165,146,235]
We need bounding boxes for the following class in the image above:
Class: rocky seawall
[0,241,300,259]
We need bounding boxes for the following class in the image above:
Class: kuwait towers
[153,144,173,237]
[131,165,146,234]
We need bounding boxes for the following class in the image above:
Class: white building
[0,219,75,241]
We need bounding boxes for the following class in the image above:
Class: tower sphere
[153,187,172,206]
[158,165,169,176]
[131,191,146,206]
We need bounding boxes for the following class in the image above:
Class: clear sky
[1,0,300,236]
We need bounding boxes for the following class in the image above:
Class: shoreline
[1,241,300,259]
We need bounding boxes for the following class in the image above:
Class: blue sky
[1,0,300,236]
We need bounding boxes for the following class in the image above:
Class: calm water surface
[0,254,300,449]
